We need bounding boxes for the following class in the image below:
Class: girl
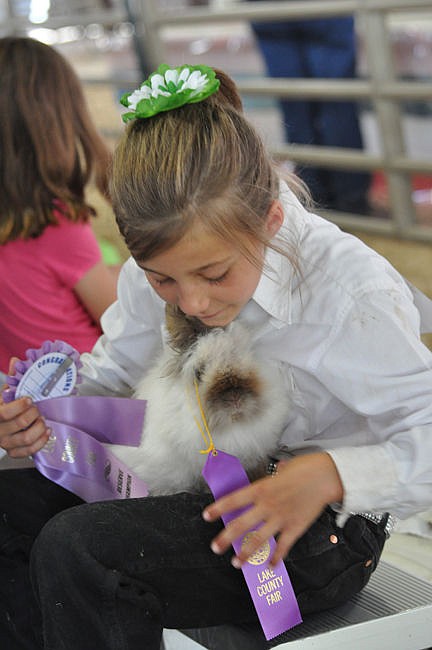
[0,36,118,373]
[0,63,431,650]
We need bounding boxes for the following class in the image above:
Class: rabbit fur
[108,311,290,495]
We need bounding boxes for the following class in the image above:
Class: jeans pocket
[342,514,387,570]
[295,557,372,615]
[288,507,342,560]
[285,509,386,615]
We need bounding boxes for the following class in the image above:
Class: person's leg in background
[0,469,83,649]
[305,17,371,213]
[251,17,371,213]
[250,21,334,206]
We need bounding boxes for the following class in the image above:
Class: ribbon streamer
[34,396,149,502]
[202,450,302,640]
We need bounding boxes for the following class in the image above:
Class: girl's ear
[265,200,284,238]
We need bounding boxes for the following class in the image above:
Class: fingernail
[210,541,221,555]
[231,556,242,569]
[202,510,211,521]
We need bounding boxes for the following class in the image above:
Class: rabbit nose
[208,374,258,409]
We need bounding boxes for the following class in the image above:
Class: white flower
[127,86,152,110]
[148,74,171,98]
[182,69,208,92]
[127,73,172,109]
[164,68,181,85]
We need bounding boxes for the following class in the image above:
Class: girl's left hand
[202,452,344,567]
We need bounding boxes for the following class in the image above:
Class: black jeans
[0,469,83,650]
[2,469,386,650]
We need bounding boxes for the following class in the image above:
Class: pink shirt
[0,214,103,372]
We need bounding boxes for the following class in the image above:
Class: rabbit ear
[165,304,210,352]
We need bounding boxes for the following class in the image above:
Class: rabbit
[108,307,290,495]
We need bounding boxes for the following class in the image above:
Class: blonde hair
[110,68,306,266]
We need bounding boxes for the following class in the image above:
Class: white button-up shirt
[80,185,432,520]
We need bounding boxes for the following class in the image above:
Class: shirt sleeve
[44,219,102,288]
[79,258,166,397]
[316,284,432,519]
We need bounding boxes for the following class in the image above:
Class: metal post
[356,5,417,230]
[132,0,166,72]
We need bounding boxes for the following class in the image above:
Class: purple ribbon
[34,396,149,502]
[202,450,302,640]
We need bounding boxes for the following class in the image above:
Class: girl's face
[140,201,283,327]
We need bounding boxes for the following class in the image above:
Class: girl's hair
[0,36,112,243]
[111,68,306,265]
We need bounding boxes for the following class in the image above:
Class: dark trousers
[0,469,83,649]
[251,17,371,211]
[1,469,386,650]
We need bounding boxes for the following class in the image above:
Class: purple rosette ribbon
[2,341,149,502]
[202,450,302,640]
[3,340,82,403]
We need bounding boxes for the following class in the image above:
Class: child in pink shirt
[0,37,119,373]
[0,211,107,371]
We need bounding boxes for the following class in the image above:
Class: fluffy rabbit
[108,309,290,495]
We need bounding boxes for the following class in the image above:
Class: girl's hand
[0,396,50,458]
[1,357,50,457]
[202,452,344,567]
[0,357,51,458]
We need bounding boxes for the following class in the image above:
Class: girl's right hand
[0,396,50,458]
[0,356,50,458]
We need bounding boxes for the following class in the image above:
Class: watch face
[15,352,78,402]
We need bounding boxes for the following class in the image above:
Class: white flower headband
[120,63,220,122]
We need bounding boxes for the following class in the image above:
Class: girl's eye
[206,271,229,285]
[152,276,173,286]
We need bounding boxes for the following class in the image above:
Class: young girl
[0,63,431,650]
[0,36,118,373]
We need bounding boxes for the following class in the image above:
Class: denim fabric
[250,17,371,211]
[27,481,386,650]
[0,469,83,649]
[0,468,386,649]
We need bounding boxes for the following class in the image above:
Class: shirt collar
[251,184,305,327]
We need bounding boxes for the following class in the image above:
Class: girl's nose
[177,284,210,316]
